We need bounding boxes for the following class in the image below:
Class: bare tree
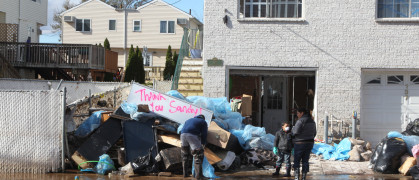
[101,0,150,9]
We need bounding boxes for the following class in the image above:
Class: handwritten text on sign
[127,83,213,126]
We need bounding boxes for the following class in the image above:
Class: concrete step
[182,59,203,66]
[178,83,203,91]
[180,71,201,78]
[181,66,202,71]
[178,78,203,84]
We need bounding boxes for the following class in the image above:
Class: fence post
[324,114,329,144]
[62,87,67,172]
[113,87,117,109]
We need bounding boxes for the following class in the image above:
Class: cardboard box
[101,111,113,123]
[399,156,417,176]
[240,94,252,116]
[207,121,242,154]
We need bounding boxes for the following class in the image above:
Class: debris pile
[65,83,277,178]
[369,118,419,179]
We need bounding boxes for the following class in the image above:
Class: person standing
[292,107,316,180]
[272,122,293,177]
[180,114,208,179]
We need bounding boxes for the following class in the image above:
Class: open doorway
[228,68,316,134]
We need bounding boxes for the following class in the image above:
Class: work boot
[181,146,191,178]
[294,168,300,180]
[301,172,307,180]
[182,160,190,177]
[194,161,203,179]
[272,166,280,176]
[192,149,204,179]
[284,167,291,177]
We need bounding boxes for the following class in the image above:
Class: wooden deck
[0,42,105,70]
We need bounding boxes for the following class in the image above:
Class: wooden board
[158,134,222,165]
[71,151,93,169]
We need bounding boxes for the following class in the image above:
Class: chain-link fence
[0,79,130,104]
[0,90,63,173]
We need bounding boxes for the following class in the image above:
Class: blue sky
[40,0,203,43]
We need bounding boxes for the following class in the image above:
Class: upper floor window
[239,0,302,18]
[378,0,419,18]
[160,21,175,34]
[133,20,141,32]
[76,19,91,32]
[109,20,116,31]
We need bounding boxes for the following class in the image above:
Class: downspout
[123,8,127,72]
[18,0,21,42]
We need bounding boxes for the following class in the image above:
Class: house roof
[60,0,116,16]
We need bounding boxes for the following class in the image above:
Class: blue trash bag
[186,96,231,118]
[242,125,267,142]
[74,111,104,137]
[387,131,403,138]
[388,131,419,154]
[221,112,244,130]
[229,129,247,149]
[192,156,219,179]
[95,154,115,175]
[248,133,275,150]
[312,143,335,160]
[166,90,186,100]
[213,119,229,130]
[330,138,351,161]
[132,112,158,122]
[177,124,184,134]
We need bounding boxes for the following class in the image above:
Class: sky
[40,0,204,43]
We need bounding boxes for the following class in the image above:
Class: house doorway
[228,67,316,134]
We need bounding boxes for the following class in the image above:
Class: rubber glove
[273,147,278,155]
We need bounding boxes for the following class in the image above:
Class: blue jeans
[276,151,291,169]
[293,143,314,172]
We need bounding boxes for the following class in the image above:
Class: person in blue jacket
[180,114,208,178]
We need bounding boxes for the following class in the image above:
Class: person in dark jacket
[180,114,208,178]
[272,122,293,177]
[292,107,316,180]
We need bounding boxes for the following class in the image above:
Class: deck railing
[0,42,105,70]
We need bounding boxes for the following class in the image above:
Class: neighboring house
[203,0,419,145]
[0,0,47,43]
[61,0,203,72]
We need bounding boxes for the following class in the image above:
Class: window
[378,0,419,18]
[366,75,381,84]
[76,19,91,32]
[411,75,419,84]
[133,20,141,32]
[109,20,116,31]
[240,0,302,18]
[387,75,404,85]
[267,82,283,109]
[160,21,175,33]
[143,52,152,66]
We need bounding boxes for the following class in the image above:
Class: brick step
[181,66,202,71]
[178,84,203,91]
[182,60,203,66]
[178,78,203,84]
[178,90,203,97]
[180,71,201,78]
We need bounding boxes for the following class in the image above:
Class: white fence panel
[0,90,63,173]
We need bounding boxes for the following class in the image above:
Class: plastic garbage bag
[95,154,115,175]
[311,143,335,160]
[192,156,219,179]
[131,112,158,122]
[186,96,231,117]
[131,147,159,175]
[330,138,351,161]
[213,118,228,130]
[374,138,407,174]
[74,111,104,137]
[370,137,387,166]
[229,129,247,149]
[177,124,184,134]
[242,125,266,142]
[412,144,419,159]
[166,90,186,100]
[248,134,275,150]
[402,118,419,136]
[387,131,419,155]
[222,112,244,130]
[410,165,419,180]
[121,101,138,115]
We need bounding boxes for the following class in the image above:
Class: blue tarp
[311,138,351,161]
[74,111,104,137]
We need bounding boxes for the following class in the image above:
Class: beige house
[0,0,48,43]
[61,0,203,71]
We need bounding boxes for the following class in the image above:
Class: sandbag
[403,118,419,136]
[374,138,407,174]
[361,150,372,161]
[348,148,361,162]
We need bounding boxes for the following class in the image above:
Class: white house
[203,0,419,145]
[0,0,48,43]
[61,0,203,70]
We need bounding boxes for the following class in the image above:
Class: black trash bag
[402,118,419,136]
[373,138,407,174]
[131,147,160,175]
[410,165,419,180]
[370,137,387,166]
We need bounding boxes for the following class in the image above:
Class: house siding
[203,0,419,125]
[0,0,47,43]
[62,0,201,68]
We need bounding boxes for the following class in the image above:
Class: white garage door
[361,73,419,146]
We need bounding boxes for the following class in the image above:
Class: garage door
[361,73,419,146]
